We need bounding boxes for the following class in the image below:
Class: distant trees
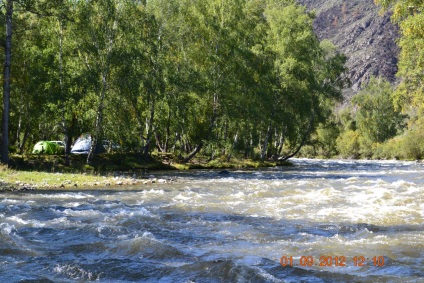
[352,77,406,144]
[374,0,424,113]
[333,77,407,159]
[1,0,348,164]
[310,1,424,160]
[366,0,424,159]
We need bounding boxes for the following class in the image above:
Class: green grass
[0,164,109,189]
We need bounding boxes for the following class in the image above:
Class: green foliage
[315,121,340,157]
[357,134,376,159]
[375,0,424,115]
[352,77,406,143]
[399,120,424,160]
[3,0,348,163]
[334,77,407,159]
[374,0,422,21]
[394,13,424,114]
[338,107,357,131]
[300,119,340,158]
[336,130,360,159]
[372,137,403,160]
[351,0,424,160]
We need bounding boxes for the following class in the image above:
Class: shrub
[336,130,360,159]
[401,128,424,160]
[372,137,403,160]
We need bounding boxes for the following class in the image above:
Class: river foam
[1,159,424,282]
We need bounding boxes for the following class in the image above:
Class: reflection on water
[1,158,424,282]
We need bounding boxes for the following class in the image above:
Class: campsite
[31,134,110,156]
[1,0,424,282]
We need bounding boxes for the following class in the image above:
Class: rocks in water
[108,174,171,187]
[0,180,36,192]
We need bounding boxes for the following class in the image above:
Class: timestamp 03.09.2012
[280,255,385,267]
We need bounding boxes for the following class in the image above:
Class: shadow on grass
[7,153,286,174]
[7,153,173,174]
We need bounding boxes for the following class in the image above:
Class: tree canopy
[374,0,424,113]
[1,0,348,164]
[352,76,406,143]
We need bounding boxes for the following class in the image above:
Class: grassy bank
[0,153,285,191]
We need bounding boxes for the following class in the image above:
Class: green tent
[32,141,59,155]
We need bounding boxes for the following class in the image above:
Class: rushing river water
[1,159,424,283]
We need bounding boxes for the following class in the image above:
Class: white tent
[71,134,105,154]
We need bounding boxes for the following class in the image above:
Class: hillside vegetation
[299,0,424,160]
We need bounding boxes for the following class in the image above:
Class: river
[1,159,424,282]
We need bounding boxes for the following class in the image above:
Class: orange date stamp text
[280,255,385,267]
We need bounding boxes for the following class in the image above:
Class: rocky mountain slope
[297,0,399,99]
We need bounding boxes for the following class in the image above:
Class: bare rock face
[297,0,399,100]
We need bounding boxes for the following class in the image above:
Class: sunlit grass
[0,166,110,189]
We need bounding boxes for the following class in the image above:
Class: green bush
[299,145,317,158]
[401,128,424,160]
[358,135,375,159]
[373,119,424,160]
[336,130,360,159]
[373,137,403,160]
[316,122,340,158]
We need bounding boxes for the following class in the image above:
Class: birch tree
[75,0,120,163]
[1,0,12,164]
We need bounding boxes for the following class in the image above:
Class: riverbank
[0,168,174,191]
[0,153,283,191]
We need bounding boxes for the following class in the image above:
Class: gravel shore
[0,174,174,192]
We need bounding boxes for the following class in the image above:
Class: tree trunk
[19,124,30,154]
[1,0,13,164]
[130,97,145,154]
[182,142,203,163]
[16,113,22,152]
[278,114,315,162]
[222,119,228,155]
[86,7,117,164]
[277,129,284,155]
[226,131,238,162]
[277,140,304,162]
[247,131,253,158]
[154,130,165,152]
[142,98,155,157]
[260,124,272,160]
[87,71,107,164]
[180,92,218,163]
[164,106,171,152]
[58,20,70,166]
